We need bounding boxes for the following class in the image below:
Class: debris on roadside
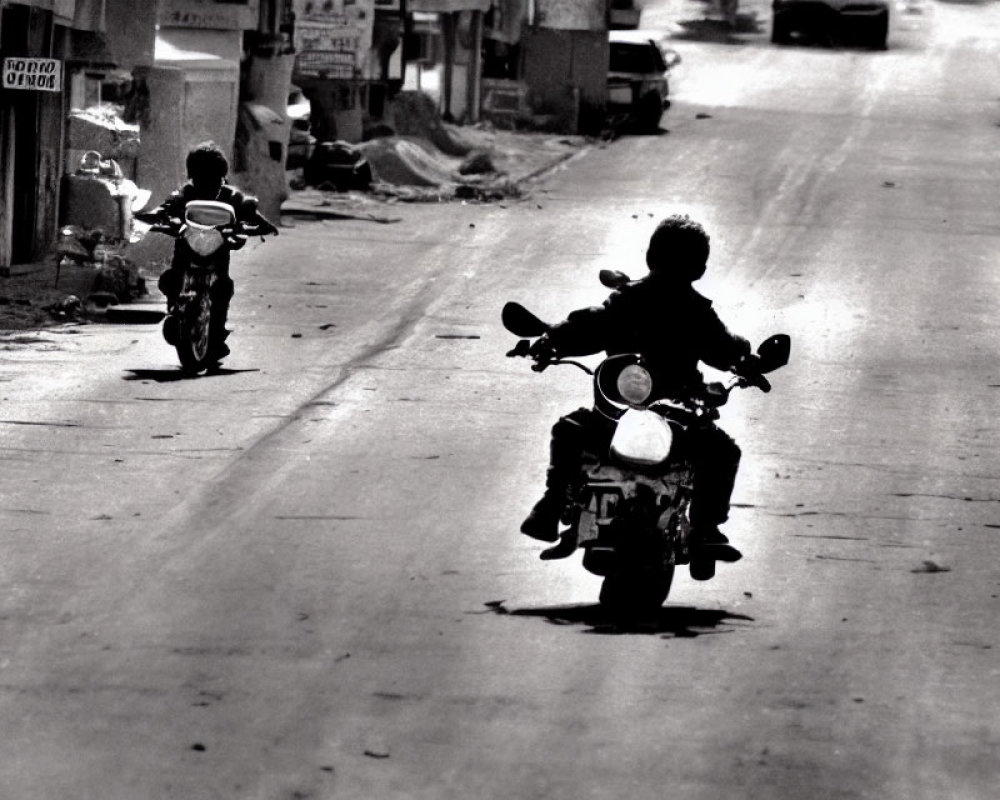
[284,94,587,209]
[458,149,497,175]
[43,295,83,320]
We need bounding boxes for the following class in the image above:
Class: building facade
[0,0,153,268]
[0,0,267,271]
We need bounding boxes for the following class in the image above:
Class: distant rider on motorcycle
[521,214,762,555]
[147,141,278,361]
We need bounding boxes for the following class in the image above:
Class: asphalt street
[0,1,998,798]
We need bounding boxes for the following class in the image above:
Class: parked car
[286,86,316,170]
[771,0,889,49]
[607,30,681,134]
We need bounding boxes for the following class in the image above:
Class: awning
[407,0,491,13]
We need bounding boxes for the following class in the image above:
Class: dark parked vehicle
[304,141,373,192]
[771,0,889,49]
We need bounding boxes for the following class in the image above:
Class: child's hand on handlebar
[528,334,557,363]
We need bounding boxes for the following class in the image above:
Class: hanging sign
[293,0,375,80]
[2,58,63,92]
[160,0,257,30]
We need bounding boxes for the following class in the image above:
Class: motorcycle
[503,271,790,616]
[136,200,275,373]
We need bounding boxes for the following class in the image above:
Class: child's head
[645,214,710,283]
[186,141,229,198]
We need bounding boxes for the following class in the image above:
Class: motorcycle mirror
[599,269,631,289]
[756,334,791,373]
[501,302,551,337]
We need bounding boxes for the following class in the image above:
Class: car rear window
[609,42,667,74]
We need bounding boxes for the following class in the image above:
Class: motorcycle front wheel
[176,293,212,372]
[599,566,674,616]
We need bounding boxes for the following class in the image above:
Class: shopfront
[0,2,67,268]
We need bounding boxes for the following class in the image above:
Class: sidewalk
[0,259,110,332]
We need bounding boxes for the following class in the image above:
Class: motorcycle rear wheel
[599,566,674,616]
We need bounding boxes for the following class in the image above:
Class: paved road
[0,2,998,798]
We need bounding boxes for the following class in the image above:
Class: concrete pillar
[466,11,483,124]
[128,65,186,268]
[232,52,294,222]
[440,13,455,121]
[0,110,14,272]
[134,65,186,208]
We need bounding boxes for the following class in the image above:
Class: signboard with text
[2,58,62,92]
[160,0,259,30]
[293,0,375,79]
[295,20,366,78]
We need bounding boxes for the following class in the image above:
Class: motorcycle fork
[179,271,215,322]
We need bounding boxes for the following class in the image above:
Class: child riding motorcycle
[521,215,763,559]
[145,141,278,362]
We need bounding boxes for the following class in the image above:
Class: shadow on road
[485,601,753,637]
[122,367,260,383]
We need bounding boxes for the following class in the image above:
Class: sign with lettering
[293,0,375,79]
[2,58,62,92]
[160,0,258,30]
[295,20,366,78]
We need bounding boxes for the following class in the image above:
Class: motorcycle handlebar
[141,218,277,241]
[149,222,181,236]
[505,341,593,375]
[223,222,278,238]
[733,370,772,394]
[507,337,775,390]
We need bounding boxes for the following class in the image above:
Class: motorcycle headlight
[617,364,653,406]
[184,225,225,257]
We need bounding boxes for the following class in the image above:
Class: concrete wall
[136,2,288,241]
[145,25,242,203]
[106,0,158,69]
[64,1,158,70]
[231,52,295,223]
